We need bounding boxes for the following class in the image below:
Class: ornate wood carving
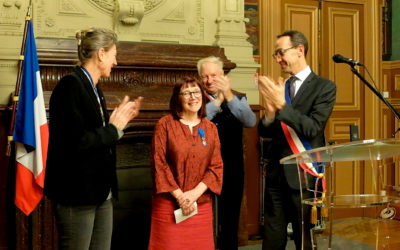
[36,37,236,135]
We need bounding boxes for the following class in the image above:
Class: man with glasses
[257,30,336,249]
[197,56,256,250]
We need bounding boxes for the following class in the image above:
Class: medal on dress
[199,128,207,146]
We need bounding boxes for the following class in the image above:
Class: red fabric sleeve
[151,118,179,194]
[201,123,223,195]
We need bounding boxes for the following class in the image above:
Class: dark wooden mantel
[36,38,236,138]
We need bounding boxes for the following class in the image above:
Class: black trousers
[262,183,312,250]
[217,172,244,250]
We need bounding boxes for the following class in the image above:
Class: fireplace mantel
[36,38,236,138]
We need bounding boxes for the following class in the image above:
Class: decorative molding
[34,37,236,112]
[143,0,165,13]
[181,0,203,43]
[87,0,114,14]
[284,3,318,72]
[328,7,361,112]
[58,0,86,15]
[0,0,25,35]
[161,1,184,22]
[215,0,253,49]
[382,112,389,139]
[334,161,361,195]
[383,72,388,91]
[382,60,400,70]
[332,76,361,111]
[216,16,249,24]
[225,0,239,12]
[141,0,204,44]
[395,74,400,91]
[0,61,18,71]
[87,0,165,15]
[328,7,361,74]
[139,32,181,40]
[115,0,144,26]
[328,117,360,140]
[384,98,400,106]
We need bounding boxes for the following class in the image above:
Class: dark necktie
[289,76,297,101]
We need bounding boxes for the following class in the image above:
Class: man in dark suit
[257,30,336,250]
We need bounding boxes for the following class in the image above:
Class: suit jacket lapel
[75,67,104,124]
[97,88,109,122]
[291,71,316,106]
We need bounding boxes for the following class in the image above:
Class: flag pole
[6,2,32,156]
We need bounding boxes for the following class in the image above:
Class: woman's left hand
[182,203,196,216]
[180,182,208,208]
[180,189,200,208]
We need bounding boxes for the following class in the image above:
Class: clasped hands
[258,76,286,118]
[175,189,200,216]
[109,95,143,131]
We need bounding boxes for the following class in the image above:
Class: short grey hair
[75,27,118,65]
[197,56,224,75]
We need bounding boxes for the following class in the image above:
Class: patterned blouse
[151,114,223,203]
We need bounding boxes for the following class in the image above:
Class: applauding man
[197,56,256,250]
[258,30,336,250]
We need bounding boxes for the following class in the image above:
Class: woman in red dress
[148,76,223,250]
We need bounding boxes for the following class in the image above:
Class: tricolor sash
[281,79,325,192]
[205,92,215,101]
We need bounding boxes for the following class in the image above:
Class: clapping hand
[258,76,286,114]
[214,75,234,102]
[109,96,143,130]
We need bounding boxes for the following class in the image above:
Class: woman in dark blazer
[44,28,142,250]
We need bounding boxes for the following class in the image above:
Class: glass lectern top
[280,138,400,164]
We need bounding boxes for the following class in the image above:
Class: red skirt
[148,196,214,250]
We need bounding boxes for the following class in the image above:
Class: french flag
[13,20,49,216]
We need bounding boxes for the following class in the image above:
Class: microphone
[332,54,363,66]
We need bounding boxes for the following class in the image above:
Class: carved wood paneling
[328,7,361,111]
[282,1,319,72]
[328,117,360,141]
[36,37,236,112]
[35,38,237,137]
[380,61,400,187]
[334,161,361,195]
[395,74,400,91]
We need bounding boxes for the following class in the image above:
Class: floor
[238,239,296,250]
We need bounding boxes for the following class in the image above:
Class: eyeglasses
[180,91,202,99]
[272,46,297,59]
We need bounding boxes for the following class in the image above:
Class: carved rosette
[88,0,164,14]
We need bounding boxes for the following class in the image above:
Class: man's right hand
[215,75,234,102]
[213,91,224,107]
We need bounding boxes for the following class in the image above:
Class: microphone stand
[350,66,400,136]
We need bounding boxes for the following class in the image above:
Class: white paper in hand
[174,201,198,224]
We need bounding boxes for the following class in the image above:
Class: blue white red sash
[281,79,325,192]
[205,92,215,101]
